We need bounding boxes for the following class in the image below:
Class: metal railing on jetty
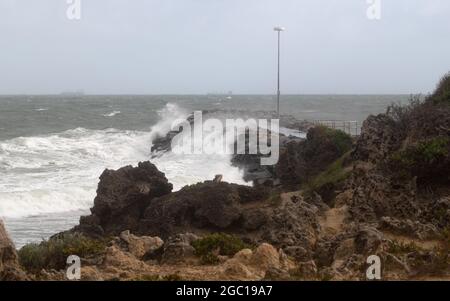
[311,120,361,137]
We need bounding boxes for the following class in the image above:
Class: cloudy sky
[0,0,449,94]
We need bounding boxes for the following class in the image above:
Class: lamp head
[273,26,285,32]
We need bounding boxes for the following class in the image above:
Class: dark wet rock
[242,210,268,231]
[77,161,173,236]
[213,174,223,183]
[150,112,196,155]
[230,128,279,185]
[151,131,181,154]
[139,182,269,239]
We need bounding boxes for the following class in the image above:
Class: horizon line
[0,92,427,97]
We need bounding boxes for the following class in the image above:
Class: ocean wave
[0,127,152,218]
[0,103,249,219]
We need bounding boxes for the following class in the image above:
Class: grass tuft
[18,233,107,273]
[191,233,248,265]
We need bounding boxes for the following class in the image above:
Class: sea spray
[0,103,251,219]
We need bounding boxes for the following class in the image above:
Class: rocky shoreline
[1,74,449,281]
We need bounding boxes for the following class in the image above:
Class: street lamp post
[273,26,285,119]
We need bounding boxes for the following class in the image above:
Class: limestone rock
[249,243,280,270]
[119,230,163,259]
[161,233,199,264]
[379,217,440,240]
[352,114,403,163]
[296,260,318,279]
[102,245,147,271]
[262,198,319,254]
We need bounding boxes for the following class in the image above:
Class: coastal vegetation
[18,233,106,273]
[384,74,450,185]
[430,72,450,105]
[303,152,351,202]
[389,137,450,183]
[192,233,248,265]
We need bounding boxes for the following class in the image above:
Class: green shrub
[192,233,248,265]
[428,72,450,104]
[312,126,353,155]
[389,137,450,183]
[305,155,348,191]
[386,95,422,132]
[387,240,422,255]
[17,243,47,273]
[298,126,353,185]
[325,128,353,155]
[303,153,351,203]
[18,233,107,273]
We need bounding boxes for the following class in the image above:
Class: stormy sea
[0,95,409,248]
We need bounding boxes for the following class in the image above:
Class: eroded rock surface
[77,161,173,236]
[0,221,28,281]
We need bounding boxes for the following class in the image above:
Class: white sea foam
[0,103,249,219]
[0,127,152,218]
[149,103,189,141]
[143,103,249,190]
[102,110,121,117]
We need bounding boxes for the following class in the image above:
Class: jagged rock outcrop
[340,165,419,224]
[232,126,353,188]
[0,221,28,281]
[139,181,269,238]
[261,196,320,257]
[351,114,403,163]
[73,161,323,255]
[77,162,173,237]
[230,131,300,186]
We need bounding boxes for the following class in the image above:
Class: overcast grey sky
[0,0,449,94]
